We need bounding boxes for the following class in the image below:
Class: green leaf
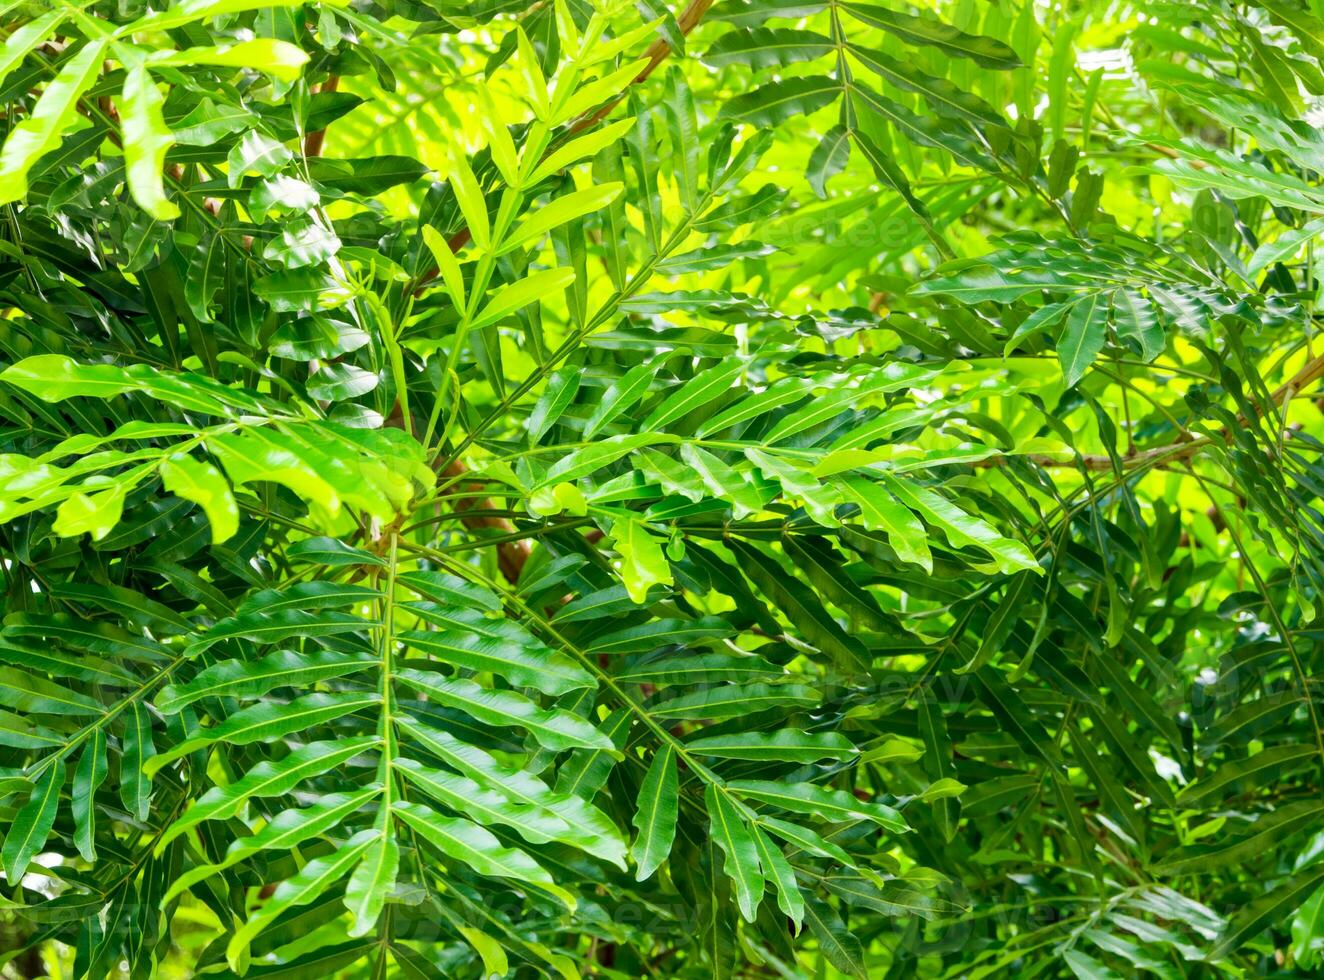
[163,789,378,906]
[651,682,821,720]
[807,125,852,198]
[0,39,109,204]
[763,363,939,444]
[1177,745,1317,806]
[960,571,1035,674]
[642,359,745,430]
[696,376,815,437]
[253,267,351,312]
[1,355,135,402]
[1152,801,1324,875]
[395,758,572,848]
[187,608,372,655]
[614,652,782,686]
[878,474,1039,574]
[1200,691,1302,748]
[612,517,674,604]
[156,738,379,848]
[693,184,787,232]
[117,66,178,220]
[421,225,466,312]
[1063,949,1124,980]
[0,10,67,95]
[128,0,312,33]
[680,443,766,516]
[1058,290,1109,387]
[287,537,388,567]
[500,183,624,255]
[704,28,834,69]
[917,697,960,843]
[457,928,509,979]
[0,1,1316,970]
[345,829,399,937]
[538,432,672,488]
[1112,288,1164,361]
[227,131,293,188]
[822,872,962,919]
[53,486,127,541]
[1258,0,1324,59]
[262,220,342,270]
[631,744,678,882]
[237,581,381,616]
[160,453,239,544]
[444,146,491,249]
[72,730,107,862]
[727,779,909,833]
[2,758,63,881]
[973,669,1063,767]
[917,267,1067,304]
[847,45,1010,132]
[146,693,380,776]
[1091,654,1184,750]
[803,895,868,979]
[706,783,765,922]
[837,475,933,571]
[584,358,664,438]
[718,76,839,127]
[394,801,575,909]
[586,616,733,655]
[305,363,379,401]
[526,118,635,185]
[401,609,593,696]
[1210,864,1324,961]
[308,155,429,195]
[0,637,133,686]
[269,315,367,361]
[851,122,931,219]
[843,2,1022,68]
[683,729,857,762]
[759,815,859,868]
[396,718,626,867]
[751,820,804,932]
[227,830,379,968]
[170,96,258,146]
[727,539,869,671]
[554,707,630,799]
[0,667,103,716]
[1004,301,1072,356]
[1292,880,1324,968]
[746,448,843,526]
[525,359,583,444]
[395,671,613,753]
[470,268,577,331]
[157,649,375,713]
[148,38,310,81]
[120,701,155,821]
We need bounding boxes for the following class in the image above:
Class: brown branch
[1012,442,1200,473]
[1274,346,1324,400]
[567,0,714,136]
[303,76,339,158]
[985,348,1324,472]
[439,459,532,585]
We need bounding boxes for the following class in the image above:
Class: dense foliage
[2,0,1324,975]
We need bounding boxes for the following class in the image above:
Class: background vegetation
[1,0,1323,976]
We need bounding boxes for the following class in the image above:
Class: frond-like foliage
[0,0,1322,976]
